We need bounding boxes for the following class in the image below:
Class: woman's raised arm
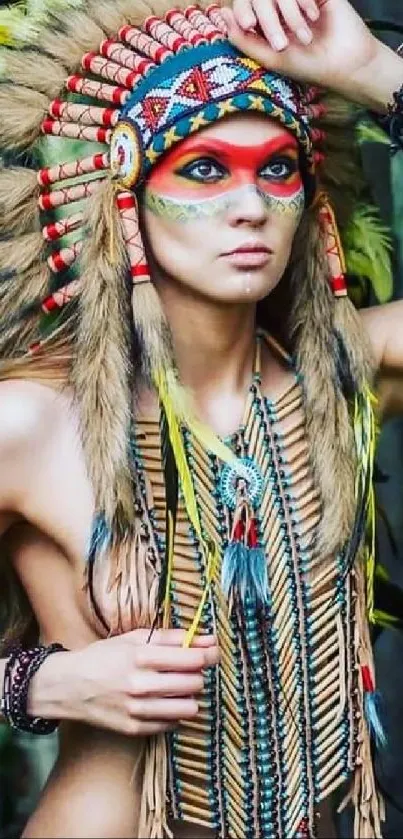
[227,0,403,112]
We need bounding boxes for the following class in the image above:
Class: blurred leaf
[344,206,393,303]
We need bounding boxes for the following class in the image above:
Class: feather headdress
[0,3,395,836]
[0,0,391,599]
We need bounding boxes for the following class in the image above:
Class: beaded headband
[110,39,315,193]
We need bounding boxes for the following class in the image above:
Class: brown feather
[333,295,375,387]
[131,282,173,384]
[289,209,356,556]
[0,167,39,235]
[39,10,106,72]
[2,49,66,99]
[0,262,49,323]
[88,0,152,34]
[0,325,73,379]
[0,232,44,276]
[0,313,40,360]
[0,84,49,149]
[71,178,134,528]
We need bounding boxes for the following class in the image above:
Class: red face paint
[147,133,302,201]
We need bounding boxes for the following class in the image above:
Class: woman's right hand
[28,629,219,736]
[226,0,398,111]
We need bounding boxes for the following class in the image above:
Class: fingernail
[241,15,256,30]
[306,5,319,21]
[296,26,313,45]
[219,8,232,32]
[272,33,288,51]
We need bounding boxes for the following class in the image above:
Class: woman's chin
[205,270,279,304]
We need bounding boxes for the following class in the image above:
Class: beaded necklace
[130,331,363,839]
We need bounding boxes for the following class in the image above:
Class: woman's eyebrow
[173,140,232,164]
[170,134,299,166]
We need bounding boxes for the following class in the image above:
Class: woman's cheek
[258,184,305,222]
[143,207,211,280]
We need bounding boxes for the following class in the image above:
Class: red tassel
[296,817,310,839]
[233,519,245,542]
[362,664,374,693]
[331,275,348,297]
[247,517,259,548]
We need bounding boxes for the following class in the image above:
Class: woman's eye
[259,156,297,181]
[177,158,227,183]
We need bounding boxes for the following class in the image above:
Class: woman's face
[143,113,304,304]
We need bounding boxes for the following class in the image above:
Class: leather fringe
[339,560,384,839]
[139,733,171,839]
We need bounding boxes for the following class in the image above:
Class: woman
[1,0,403,836]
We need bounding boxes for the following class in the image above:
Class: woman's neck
[166,290,256,387]
[159,284,257,436]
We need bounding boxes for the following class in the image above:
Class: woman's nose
[227,185,268,227]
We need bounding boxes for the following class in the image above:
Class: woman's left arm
[227,0,403,114]
[361,303,403,418]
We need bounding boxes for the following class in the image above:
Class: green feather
[0,0,83,46]
[343,205,393,303]
[375,562,390,583]
[356,120,390,148]
[372,608,400,629]
[372,563,403,630]
[0,6,35,47]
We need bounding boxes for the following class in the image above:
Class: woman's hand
[226,0,403,111]
[27,629,219,736]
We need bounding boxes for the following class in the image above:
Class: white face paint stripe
[144,183,305,222]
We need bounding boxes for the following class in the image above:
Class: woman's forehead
[193,113,295,146]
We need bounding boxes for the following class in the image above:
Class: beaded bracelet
[1,643,67,735]
[378,81,403,154]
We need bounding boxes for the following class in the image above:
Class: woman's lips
[222,245,272,269]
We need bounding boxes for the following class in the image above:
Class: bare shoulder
[359,301,403,371]
[0,379,68,450]
[0,379,74,520]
